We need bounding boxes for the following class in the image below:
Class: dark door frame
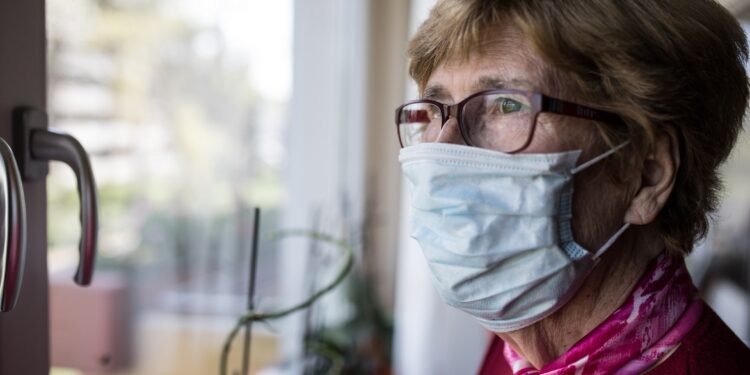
[0,0,50,373]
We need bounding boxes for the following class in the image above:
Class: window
[47,0,291,373]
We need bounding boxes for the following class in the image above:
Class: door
[0,0,50,373]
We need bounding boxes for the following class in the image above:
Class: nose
[436,117,465,145]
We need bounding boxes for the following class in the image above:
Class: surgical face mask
[399,142,629,333]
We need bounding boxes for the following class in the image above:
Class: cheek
[520,113,629,249]
[553,117,629,249]
[571,167,631,250]
[523,115,590,153]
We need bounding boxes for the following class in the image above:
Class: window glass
[47,0,291,373]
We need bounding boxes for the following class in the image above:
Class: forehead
[423,25,550,102]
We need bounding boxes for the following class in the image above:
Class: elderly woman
[396,0,750,373]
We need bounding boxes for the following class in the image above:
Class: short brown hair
[408,0,749,255]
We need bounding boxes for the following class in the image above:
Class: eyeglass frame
[394,89,626,153]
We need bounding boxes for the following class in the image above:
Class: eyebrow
[473,76,535,92]
[422,85,450,101]
[422,76,537,101]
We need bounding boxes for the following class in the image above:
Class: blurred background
[41,0,750,374]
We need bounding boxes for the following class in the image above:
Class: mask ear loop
[570,141,630,175]
[592,223,631,259]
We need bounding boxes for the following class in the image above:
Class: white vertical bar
[279,0,369,369]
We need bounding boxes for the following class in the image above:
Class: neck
[497,225,664,369]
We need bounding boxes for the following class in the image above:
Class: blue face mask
[399,142,629,333]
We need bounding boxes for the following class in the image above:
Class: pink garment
[503,253,703,375]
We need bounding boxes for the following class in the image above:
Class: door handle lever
[31,130,98,285]
[14,107,98,286]
[0,138,26,312]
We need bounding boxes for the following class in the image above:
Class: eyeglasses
[395,89,624,153]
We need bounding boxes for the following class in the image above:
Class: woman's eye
[497,98,523,114]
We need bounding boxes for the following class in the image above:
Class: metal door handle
[31,130,98,285]
[0,138,26,312]
[14,107,98,286]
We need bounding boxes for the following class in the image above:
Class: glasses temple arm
[541,96,625,126]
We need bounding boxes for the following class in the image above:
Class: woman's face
[423,25,631,251]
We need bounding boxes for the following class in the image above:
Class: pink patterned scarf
[503,253,703,375]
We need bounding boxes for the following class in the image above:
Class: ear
[623,126,680,225]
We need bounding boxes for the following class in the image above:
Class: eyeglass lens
[398,102,443,148]
[397,92,535,153]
